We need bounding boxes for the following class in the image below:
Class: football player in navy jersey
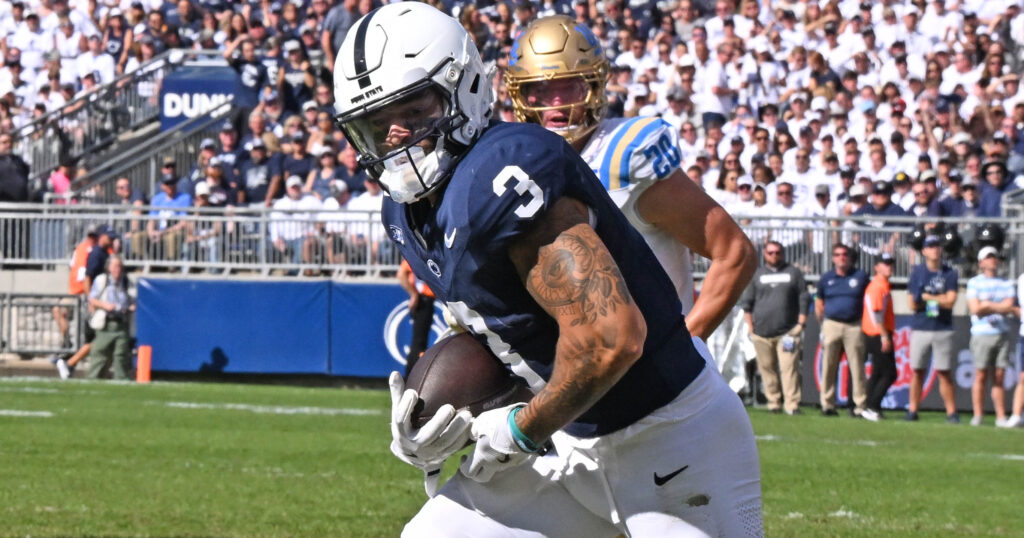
[333,4,762,536]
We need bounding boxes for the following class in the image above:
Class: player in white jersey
[505,15,752,341]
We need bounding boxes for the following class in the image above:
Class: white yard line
[0,409,54,417]
[824,439,886,447]
[968,452,1024,462]
[0,386,59,393]
[158,401,384,416]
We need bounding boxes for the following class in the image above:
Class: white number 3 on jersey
[492,165,544,219]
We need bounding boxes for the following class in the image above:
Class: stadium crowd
[4,0,1020,425]
[2,0,1024,257]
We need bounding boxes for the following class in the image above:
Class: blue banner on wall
[159,65,255,130]
[329,283,448,377]
[136,279,446,377]
[137,279,330,374]
[801,315,1019,412]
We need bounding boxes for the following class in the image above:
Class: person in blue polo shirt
[146,174,192,261]
[906,234,960,423]
[815,242,869,416]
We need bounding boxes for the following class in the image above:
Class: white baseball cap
[977,246,1000,262]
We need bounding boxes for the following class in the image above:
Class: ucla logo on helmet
[575,24,600,51]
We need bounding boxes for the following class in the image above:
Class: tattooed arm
[506,197,647,445]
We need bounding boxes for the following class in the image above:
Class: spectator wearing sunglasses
[814,243,869,417]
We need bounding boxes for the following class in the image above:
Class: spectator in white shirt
[346,177,392,264]
[614,35,650,72]
[864,140,896,183]
[783,91,810,135]
[270,175,322,273]
[784,125,820,169]
[740,125,770,170]
[678,120,703,164]
[702,42,737,127]
[808,181,840,262]
[0,1,26,39]
[10,13,50,73]
[318,180,353,266]
[703,0,732,46]
[76,34,115,85]
[920,0,962,44]
[41,0,98,39]
[778,146,819,204]
[767,180,811,264]
[661,87,694,131]
[54,16,85,60]
[941,50,980,95]
[724,174,756,215]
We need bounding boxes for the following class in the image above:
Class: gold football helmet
[504,16,609,144]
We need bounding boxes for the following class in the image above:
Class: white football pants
[402,339,763,537]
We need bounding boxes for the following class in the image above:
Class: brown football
[405,332,534,428]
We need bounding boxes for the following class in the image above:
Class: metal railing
[45,101,234,204]
[0,203,402,277]
[689,213,1023,284]
[1,293,84,357]
[1004,188,1024,222]
[0,204,1020,282]
[10,50,226,189]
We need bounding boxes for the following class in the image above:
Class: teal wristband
[508,405,541,453]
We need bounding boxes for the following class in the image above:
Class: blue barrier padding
[137,279,330,373]
[328,283,447,377]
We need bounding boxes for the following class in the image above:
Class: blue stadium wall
[136,279,1016,411]
[136,279,447,377]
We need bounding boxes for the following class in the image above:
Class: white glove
[460,403,533,483]
[389,371,472,472]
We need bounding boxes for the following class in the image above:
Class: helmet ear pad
[504,15,609,144]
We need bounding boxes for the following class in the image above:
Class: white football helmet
[333,2,495,204]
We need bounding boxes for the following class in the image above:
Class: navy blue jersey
[281,154,315,183]
[816,268,869,322]
[382,122,704,438]
[907,263,958,331]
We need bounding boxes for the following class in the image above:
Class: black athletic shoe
[822,408,839,416]
[904,411,919,421]
[946,413,961,424]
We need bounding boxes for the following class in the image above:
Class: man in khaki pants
[740,241,811,414]
[815,243,869,416]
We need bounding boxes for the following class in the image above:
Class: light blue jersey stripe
[616,120,667,188]
[598,117,647,189]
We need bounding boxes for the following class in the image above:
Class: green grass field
[2,377,1021,537]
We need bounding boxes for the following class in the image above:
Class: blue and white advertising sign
[159,65,255,130]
